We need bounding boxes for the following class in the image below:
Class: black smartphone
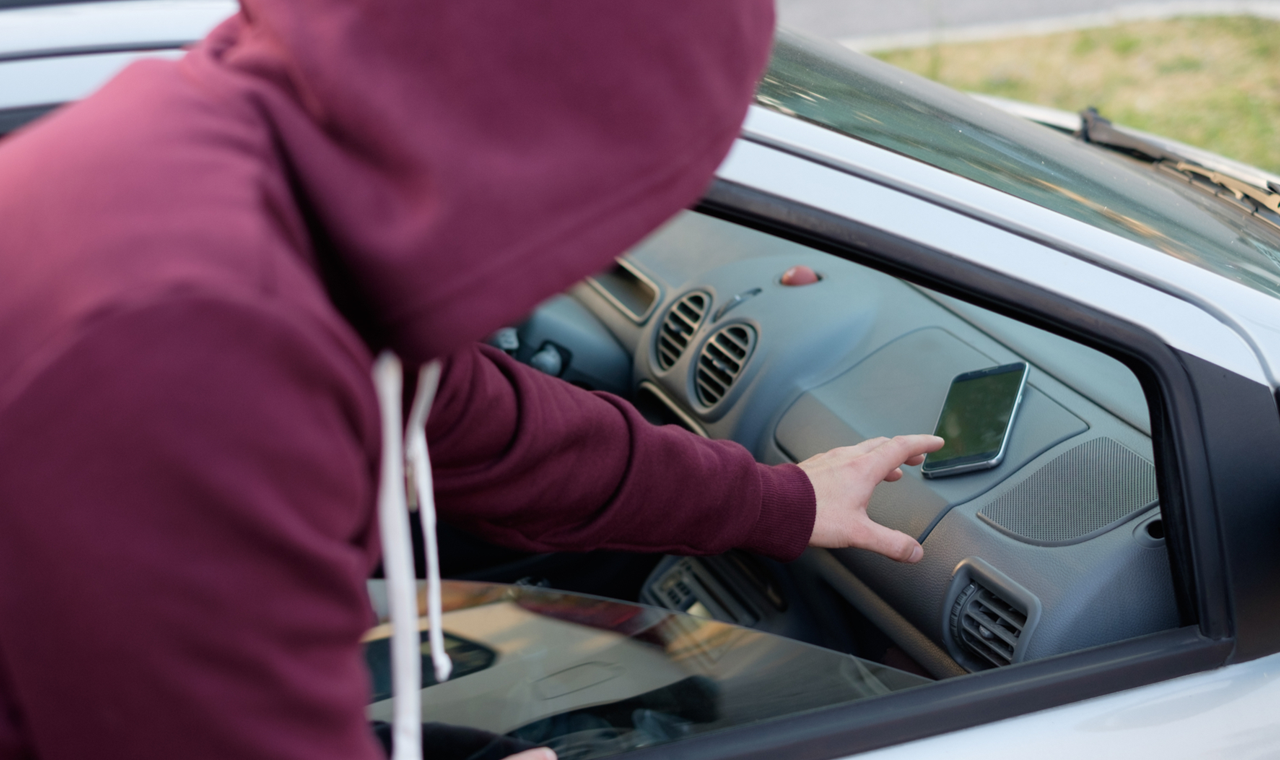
[922,362,1029,479]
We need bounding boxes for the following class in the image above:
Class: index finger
[862,435,944,477]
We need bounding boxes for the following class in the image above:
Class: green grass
[873,17,1280,173]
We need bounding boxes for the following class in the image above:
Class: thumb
[855,520,923,563]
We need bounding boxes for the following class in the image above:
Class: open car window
[391,202,1206,757]
[611,211,1173,672]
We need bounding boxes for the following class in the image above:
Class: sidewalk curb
[839,1,1280,51]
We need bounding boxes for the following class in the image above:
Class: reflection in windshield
[365,581,928,760]
[757,31,1280,301]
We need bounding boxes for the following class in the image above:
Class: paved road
[777,0,1279,44]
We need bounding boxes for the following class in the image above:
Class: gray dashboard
[537,210,1179,675]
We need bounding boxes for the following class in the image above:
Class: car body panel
[850,649,1280,760]
[0,0,231,113]
[717,134,1269,385]
[0,0,232,59]
[0,49,182,110]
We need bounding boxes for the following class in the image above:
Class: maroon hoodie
[0,2,815,758]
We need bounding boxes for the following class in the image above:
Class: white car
[5,3,1280,759]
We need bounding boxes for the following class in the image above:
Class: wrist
[740,463,816,562]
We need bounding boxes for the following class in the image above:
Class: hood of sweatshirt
[185,0,774,363]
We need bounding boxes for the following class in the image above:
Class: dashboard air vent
[656,291,709,370]
[951,581,1026,668]
[696,324,757,407]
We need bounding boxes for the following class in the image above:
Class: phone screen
[923,363,1028,478]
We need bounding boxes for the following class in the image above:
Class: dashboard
[518,210,1180,677]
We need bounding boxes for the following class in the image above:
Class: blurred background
[778,0,1280,172]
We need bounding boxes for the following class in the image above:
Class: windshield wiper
[1076,107,1182,163]
[1171,161,1280,214]
[1076,106,1280,214]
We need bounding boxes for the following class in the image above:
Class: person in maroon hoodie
[0,2,942,758]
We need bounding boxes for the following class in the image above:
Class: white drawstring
[372,353,420,760]
[406,361,452,684]
[372,354,451,760]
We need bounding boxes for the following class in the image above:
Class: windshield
[365,581,928,760]
[757,30,1280,301]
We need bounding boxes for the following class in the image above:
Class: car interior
[436,207,1180,682]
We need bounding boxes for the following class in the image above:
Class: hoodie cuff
[740,463,816,562]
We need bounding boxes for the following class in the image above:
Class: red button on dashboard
[781,265,820,286]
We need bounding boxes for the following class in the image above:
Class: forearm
[427,345,816,561]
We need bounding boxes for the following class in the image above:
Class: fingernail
[908,545,923,563]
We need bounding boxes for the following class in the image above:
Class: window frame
[610,174,1262,759]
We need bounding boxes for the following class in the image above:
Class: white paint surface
[0,0,233,58]
[0,50,182,110]
[847,651,1280,759]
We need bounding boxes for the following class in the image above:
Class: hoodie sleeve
[427,345,817,562]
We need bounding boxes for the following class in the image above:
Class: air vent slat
[696,371,727,398]
[663,319,693,339]
[963,611,1019,649]
[952,581,1027,670]
[701,356,737,383]
[960,622,1015,658]
[668,312,696,333]
[961,634,1013,667]
[706,343,743,372]
[695,324,756,407]
[701,371,732,391]
[962,638,1014,665]
[715,331,750,358]
[655,291,709,370]
[976,599,1026,631]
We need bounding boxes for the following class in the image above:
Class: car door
[610,111,1280,759]
[0,0,232,134]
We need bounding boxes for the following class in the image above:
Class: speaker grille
[979,437,1157,545]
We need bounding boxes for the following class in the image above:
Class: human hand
[505,748,556,760]
[799,435,945,563]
